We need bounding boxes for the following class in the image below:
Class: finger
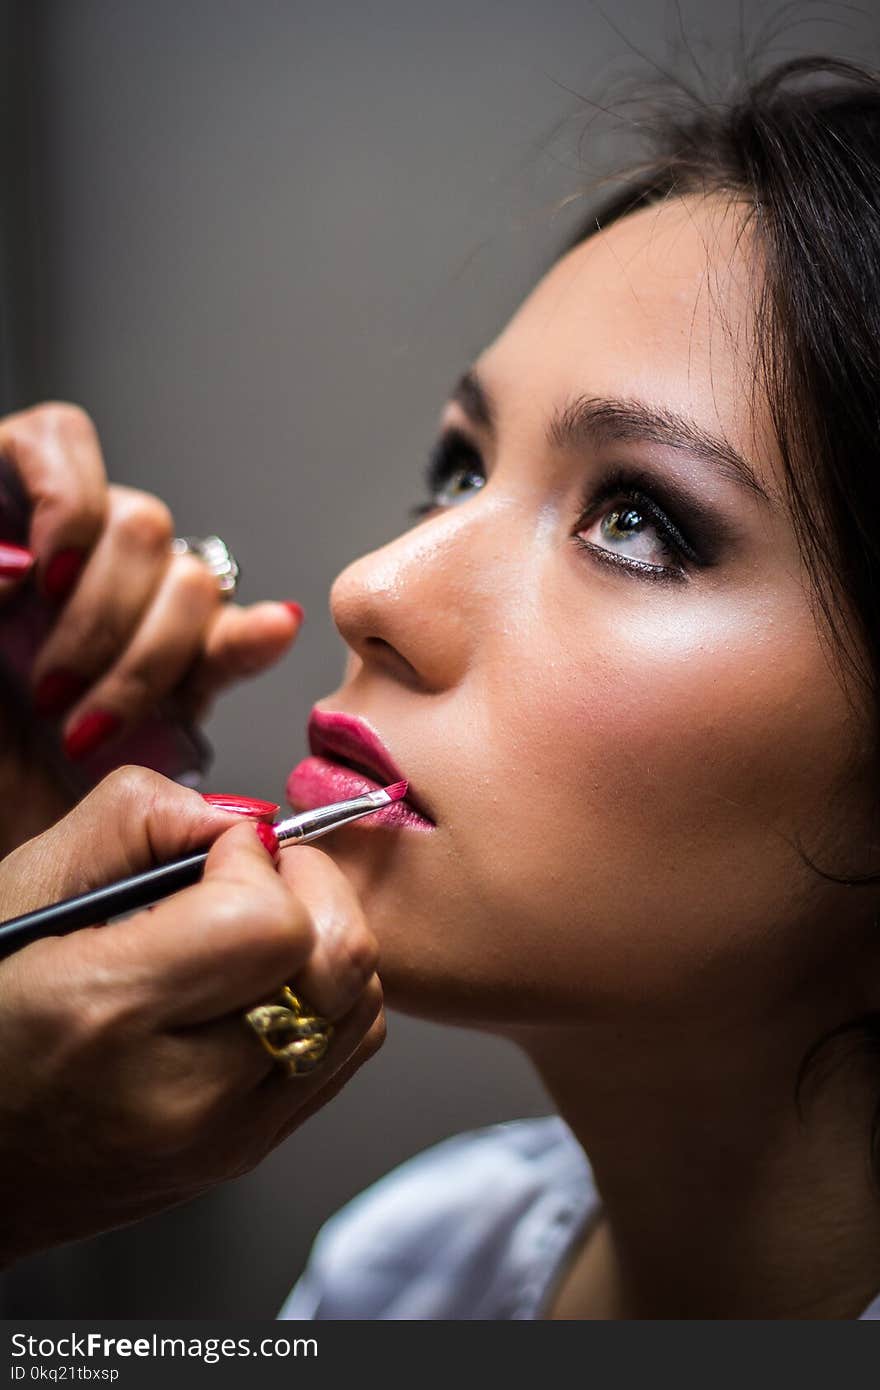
[59,553,221,760]
[110,820,315,1026]
[101,979,384,1186]
[273,1009,388,1141]
[8,765,263,910]
[177,600,303,721]
[31,486,175,715]
[0,543,36,604]
[277,845,378,1021]
[259,975,386,1137]
[162,1013,276,1104]
[149,991,383,1187]
[0,403,108,596]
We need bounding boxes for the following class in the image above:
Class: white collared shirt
[279,1115,880,1320]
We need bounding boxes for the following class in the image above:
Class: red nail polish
[44,547,86,602]
[283,601,305,624]
[201,794,280,818]
[64,709,122,760]
[0,543,34,578]
[255,821,279,857]
[33,668,87,717]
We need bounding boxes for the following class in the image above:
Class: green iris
[601,506,645,541]
[437,467,485,507]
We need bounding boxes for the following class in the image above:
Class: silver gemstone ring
[171,535,240,599]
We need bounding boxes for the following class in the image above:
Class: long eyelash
[410,430,484,519]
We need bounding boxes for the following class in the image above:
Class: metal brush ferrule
[273,788,394,846]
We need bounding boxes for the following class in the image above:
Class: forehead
[484,194,774,480]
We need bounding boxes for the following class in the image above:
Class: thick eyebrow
[450,370,494,433]
[550,396,770,503]
[451,368,770,504]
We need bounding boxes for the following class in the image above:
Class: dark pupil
[617,507,643,533]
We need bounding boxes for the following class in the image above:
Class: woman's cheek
[547,584,859,835]
[466,600,865,1014]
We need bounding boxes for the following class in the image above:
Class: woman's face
[294,194,880,1034]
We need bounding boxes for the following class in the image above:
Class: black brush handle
[0,850,211,958]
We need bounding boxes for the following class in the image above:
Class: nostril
[363,636,422,688]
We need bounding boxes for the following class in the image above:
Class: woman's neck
[516,1008,880,1320]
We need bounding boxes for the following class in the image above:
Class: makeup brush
[0,781,409,959]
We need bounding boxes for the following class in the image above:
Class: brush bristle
[384,779,408,802]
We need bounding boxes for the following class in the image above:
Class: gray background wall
[1,0,875,1317]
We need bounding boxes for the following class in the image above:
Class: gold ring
[243,986,333,1078]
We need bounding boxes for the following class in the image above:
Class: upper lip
[307,707,435,823]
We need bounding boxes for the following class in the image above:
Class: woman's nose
[329,508,487,692]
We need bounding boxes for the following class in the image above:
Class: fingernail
[33,668,87,717]
[283,601,305,624]
[63,709,122,760]
[0,542,34,578]
[44,547,86,602]
[201,794,280,818]
[255,821,280,858]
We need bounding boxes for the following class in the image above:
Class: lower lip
[286,756,435,832]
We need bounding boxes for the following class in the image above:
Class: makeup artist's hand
[0,401,304,849]
[0,766,384,1267]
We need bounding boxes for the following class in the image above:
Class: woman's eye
[578,501,676,567]
[410,432,486,518]
[431,462,486,508]
[573,484,697,581]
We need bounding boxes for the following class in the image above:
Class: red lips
[285,708,435,830]
[309,709,408,785]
